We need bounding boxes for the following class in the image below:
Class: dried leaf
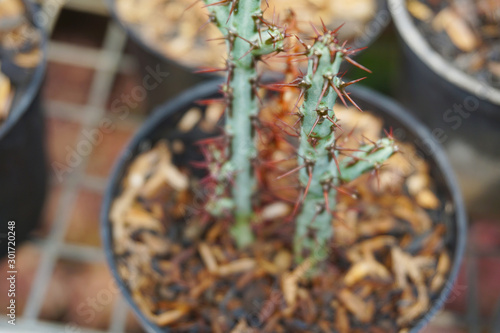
[14,48,41,68]
[344,259,391,286]
[178,107,202,132]
[158,143,189,191]
[190,277,215,299]
[282,259,312,308]
[124,205,164,232]
[0,0,24,19]
[140,232,170,254]
[330,0,376,21]
[126,147,161,188]
[199,242,218,273]
[333,303,350,333]
[110,187,139,227]
[261,202,291,221]
[433,8,479,52]
[200,103,225,132]
[391,247,409,289]
[357,217,397,237]
[273,250,293,273]
[338,289,375,323]
[408,0,434,21]
[217,258,256,276]
[419,224,446,256]
[407,173,429,196]
[231,319,253,333]
[140,168,168,198]
[397,284,429,325]
[431,251,451,292]
[0,71,12,122]
[393,197,431,233]
[416,189,440,210]
[152,304,190,326]
[259,259,279,275]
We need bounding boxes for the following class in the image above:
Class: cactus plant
[202,0,285,248]
[293,30,397,261]
[202,0,396,264]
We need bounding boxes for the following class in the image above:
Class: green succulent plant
[202,0,397,263]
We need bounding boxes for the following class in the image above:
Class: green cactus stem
[203,0,284,248]
[294,30,397,262]
[339,138,398,183]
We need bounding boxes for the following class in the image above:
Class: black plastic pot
[389,0,500,217]
[101,80,467,333]
[106,0,391,111]
[0,2,48,257]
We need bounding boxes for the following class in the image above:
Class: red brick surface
[444,259,468,315]
[125,310,145,333]
[44,62,95,105]
[33,184,63,238]
[477,256,500,317]
[106,72,147,115]
[422,325,466,333]
[470,221,500,253]
[85,125,136,177]
[65,189,103,247]
[45,117,82,169]
[39,260,117,329]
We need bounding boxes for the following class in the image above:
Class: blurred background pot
[0,1,47,257]
[106,0,391,111]
[101,80,466,333]
[389,0,500,218]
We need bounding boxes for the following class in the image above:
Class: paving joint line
[48,41,136,74]
[466,253,480,332]
[80,174,110,193]
[109,295,129,333]
[0,319,108,333]
[22,22,128,323]
[58,243,105,262]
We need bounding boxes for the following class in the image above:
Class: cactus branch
[203,0,285,248]
[294,30,397,263]
[339,138,398,182]
[295,32,344,262]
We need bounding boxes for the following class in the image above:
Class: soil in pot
[114,0,385,69]
[0,0,43,126]
[109,86,457,332]
[407,0,500,88]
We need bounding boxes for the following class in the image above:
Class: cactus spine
[294,30,397,262]
[203,0,284,248]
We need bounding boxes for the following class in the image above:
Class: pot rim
[388,0,500,106]
[101,80,467,333]
[0,1,48,141]
[105,0,390,72]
